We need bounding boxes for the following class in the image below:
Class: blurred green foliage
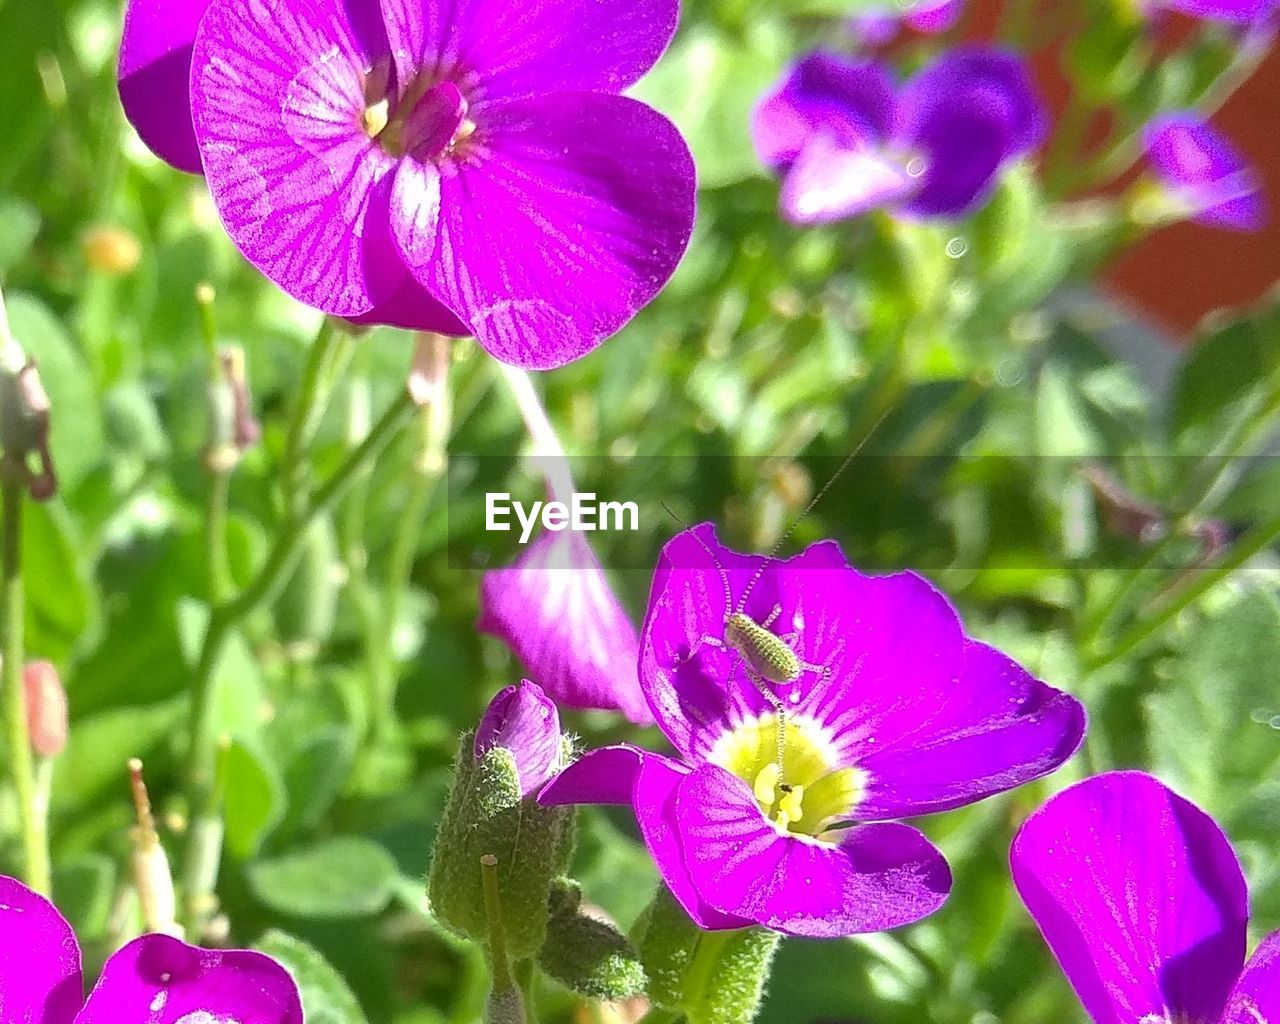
[0,0,1278,1021]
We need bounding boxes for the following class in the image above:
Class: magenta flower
[752,47,1045,225]
[540,525,1084,937]
[475,679,563,796]
[1157,0,1277,21]
[0,874,302,1023]
[851,0,966,43]
[478,510,651,727]
[117,0,696,370]
[1145,113,1266,231]
[1012,771,1280,1024]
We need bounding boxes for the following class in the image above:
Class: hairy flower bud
[22,660,67,758]
[538,880,646,1002]
[428,681,573,960]
[633,887,779,1024]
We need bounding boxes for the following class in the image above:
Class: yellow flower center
[708,713,865,840]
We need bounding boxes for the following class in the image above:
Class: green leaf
[247,837,399,919]
[0,195,40,276]
[632,22,788,189]
[278,725,358,839]
[53,855,117,947]
[255,930,369,1024]
[222,737,286,860]
[4,292,105,489]
[52,700,185,812]
[177,599,267,739]
[1172,305,1280,453]
[1147,589,1280,810]
[22,498,94,662]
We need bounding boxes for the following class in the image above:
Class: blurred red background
[955,1,1280,342]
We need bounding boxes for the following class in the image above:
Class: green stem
[280,318,340,519]
[480,854,514,991]
[376,335,452,739]
[204,467,234,604]
[180,387,415,933]
[1,474,49,893]
[1087,508,1280,672]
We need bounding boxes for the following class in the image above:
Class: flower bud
[82,224,142,276]
[538,879,646,1002]
[128,758,182,937]
[633,887,778,1024]
[22,660,67,758]
[428,681,574,961]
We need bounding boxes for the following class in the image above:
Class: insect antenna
[660,500,733,614]
[736,404,894,612]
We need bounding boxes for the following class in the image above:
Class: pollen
[712,712,866,839]
[362,98,390,140]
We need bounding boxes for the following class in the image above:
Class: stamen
[753,763,781,807]
[362,98,390,140]
[778,784,805,824]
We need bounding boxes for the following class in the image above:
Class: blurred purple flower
[850,0,966,44]
[1145,113,1266,231]
[0,874,301,1023]
[478,492,652,726]
[1158,0,1278,22]
[541,524,1084,937]
[1012,771,1280,1024]
[117,0,696,370]
[753,47,1045,225]
[475,680,563,796]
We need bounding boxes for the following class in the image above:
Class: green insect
[664,408,890,785]
[670,518,832,787]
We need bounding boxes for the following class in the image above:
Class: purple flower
[1158,0,1278,22]
[1145,113,1266,231]
[478,501,651,727]
[540,524,1085,937]
[753,47,1045,225]
[118,0,696,370]
[850,0,966,43]
[475,679,563,796]
[1011,771,1280,1024]
[0,874,302,1023]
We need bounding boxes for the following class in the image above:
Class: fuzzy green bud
[427,682,573,961]
[538,879,646,1001]
[633,886,780,1024]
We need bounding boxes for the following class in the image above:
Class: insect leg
[673,632,727,666]
[745,665,787,784]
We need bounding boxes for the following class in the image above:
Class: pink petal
[780,134,915,224]
[0,875,83,1024]
[855,641,1085,819]
[76,934,302,1024]
[377,0,678,105]
[190,0,406,316]
[1223,931,1280,1024]
[1010,771,1248,1024]
[397,91,695,369]
[117,0,211,173]
[676,765,951,937]
[478,520,652,725]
